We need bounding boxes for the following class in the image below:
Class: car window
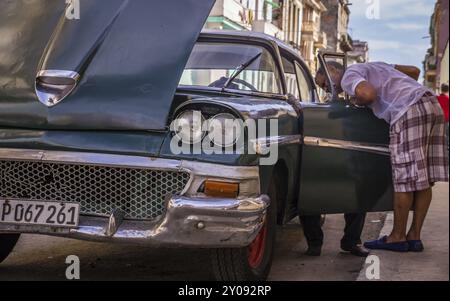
[294,62,314,103]
[179,42,282,94]
[281,56,300,100]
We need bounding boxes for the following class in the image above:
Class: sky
[348,0,436,80]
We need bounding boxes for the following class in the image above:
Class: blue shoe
[407,240,424,252]
[363,236,409,252]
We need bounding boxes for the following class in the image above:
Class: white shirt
[341,62,433,125]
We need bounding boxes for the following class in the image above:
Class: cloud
[386,22,428,30]
[348,0,434,82]
[368,40,403,50]
[350,0,435,21]
[368,39,429,53]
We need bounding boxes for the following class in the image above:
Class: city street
[0,212,387,280]
[1,185,448,281]
[358,183,449,281]
[2,182,448,281]
[0,0,448,285]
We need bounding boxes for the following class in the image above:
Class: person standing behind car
[299,214,369,257]
[315,61,448,253]
[437,83,449,150]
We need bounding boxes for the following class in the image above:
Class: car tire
[0,234,20,264]
[210,177,278,281]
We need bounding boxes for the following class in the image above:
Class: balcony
[302,21,318,34]
[301,21,319,42]
[339,34,353,52]
[425,55,437,70]
[314,32,327,49]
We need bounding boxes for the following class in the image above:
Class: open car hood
[0,0,215,130]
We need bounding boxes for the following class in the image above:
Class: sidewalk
[358,183,449,281]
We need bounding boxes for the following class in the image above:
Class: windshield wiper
[221,52,262,92]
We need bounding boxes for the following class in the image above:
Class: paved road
[358,183,449,281]
[0,212,385,281]
[269,212,385,281]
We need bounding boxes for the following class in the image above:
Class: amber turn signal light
[204,181,239,198]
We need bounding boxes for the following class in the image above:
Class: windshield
[179,42,282,94]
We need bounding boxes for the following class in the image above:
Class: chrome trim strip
[303,136,390,156]
[0,148,183,170]
[36,70,80,81]
[252,134,302,155]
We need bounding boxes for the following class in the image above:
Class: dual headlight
[173,110,242,147]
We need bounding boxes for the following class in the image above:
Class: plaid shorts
[390,94,449,193]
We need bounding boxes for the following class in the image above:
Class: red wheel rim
[247,222,267,269]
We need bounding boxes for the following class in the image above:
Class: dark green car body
[0,0,393,222]
[0,0,393,280]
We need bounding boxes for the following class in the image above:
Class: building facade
[299,0,327,72]
[205,0,328,73]
[206,0,285,36]
[424,0,449,91]
[320,0,351,53]
[206,0,256,31]
[205,0,366,73]
[441,43,449,88]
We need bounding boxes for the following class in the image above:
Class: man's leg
[387,192,414,243]
[341,213,366,249]
[299,215,323,255]
[340,213,369,256]
[407,187,432,241]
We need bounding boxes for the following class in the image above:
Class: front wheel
[210,179,278,281]
[0,234,20,263]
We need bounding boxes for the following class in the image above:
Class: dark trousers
[299,213,366,249]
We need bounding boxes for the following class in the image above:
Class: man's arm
[352,81,377,106]
[341,65,376,106]
[394,64,421,81]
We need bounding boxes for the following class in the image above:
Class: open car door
[298,52,394,215]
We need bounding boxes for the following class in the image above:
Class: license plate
[0,199,79,228]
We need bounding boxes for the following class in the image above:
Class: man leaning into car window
[315,61,449,253]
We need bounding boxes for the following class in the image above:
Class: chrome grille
[0,160,191,220]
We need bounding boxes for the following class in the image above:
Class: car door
[297,52,394,215]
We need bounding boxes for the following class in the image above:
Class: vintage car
[0,0,393,280]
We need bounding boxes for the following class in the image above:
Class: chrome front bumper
[0,148,267,248]
[0,195,269,248]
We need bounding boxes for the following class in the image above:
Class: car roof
[200,29,306,64]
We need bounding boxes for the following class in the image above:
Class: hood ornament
[35,70,80,107]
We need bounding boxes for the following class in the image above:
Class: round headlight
[207,113,242,147]
[174,110,206,144]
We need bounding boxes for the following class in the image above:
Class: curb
[356,212,394,281]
